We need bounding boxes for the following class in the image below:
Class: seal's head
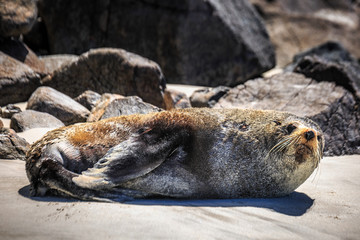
[264,114,325,195]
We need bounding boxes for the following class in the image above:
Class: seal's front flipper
[73,127,189,190]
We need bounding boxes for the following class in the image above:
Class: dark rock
[44,48,166,108]
[190,86,230,108]
[1,104,22,118]
[26,86,90,125]
[40,54,78,74]
[10,110,64,132]
[286,42,360,98]
[163,89,191,110]
[250,0,360,66]
[0,128,29,160]
[0,0,37,37]
[88,95,162,122]
[74,90,101,111]
[87,93,124,122]
[214,73,360,156]
[0,51,41,106]
[38,0,275,86]
[0,119,3,128]
[23,16,49,55]
[0,38,46,76]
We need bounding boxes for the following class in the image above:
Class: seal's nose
[305,130,315,141]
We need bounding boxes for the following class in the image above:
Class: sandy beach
[0,155,359,239]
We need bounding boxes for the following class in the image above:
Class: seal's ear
[73,127,188,190]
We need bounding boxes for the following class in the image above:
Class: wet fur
[26,108,324,201]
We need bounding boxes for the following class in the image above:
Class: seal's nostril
[305,130,315,141]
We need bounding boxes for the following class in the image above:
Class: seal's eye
[273,121,281,126]
[286,124,297,134]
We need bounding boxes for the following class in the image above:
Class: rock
[1,104,22,118]
[87,93,124,122]
[23,16,49,55]
[26,86,90,125]
[250,0,360,66]
[10,110,64,132]
[286,42,360,98]
[190,86,230,108]
[0,119,3,128]
[0,0,37,37]
[0,51,41,106]
[0,128,29,160]
[44,48,166,108]
[214,73,360,156]
[0,38,46,76]
[88,95,162,122]
[38,0,275,86]
[44,48,166,107]
[163,89,191,110]
[74,90,101,111]
[40,54,78,74]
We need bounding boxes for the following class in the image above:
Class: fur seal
[25,108,324,201]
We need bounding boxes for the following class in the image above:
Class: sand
[1,154,359,239]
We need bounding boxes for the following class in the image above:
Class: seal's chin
[295,144,313,163]
[296,144,313,155]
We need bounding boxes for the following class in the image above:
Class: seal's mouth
[296,144,313,155]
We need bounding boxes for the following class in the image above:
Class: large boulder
[43,48,166,108]
[37,0,275,86]
[0,128,29,160]
[0,51,41,106]
[0,0,37,37]
[10,110,64,132]
[286,42,360,98]
[27,86,90,125]
[214,73,360,156]
[250,0,360,66]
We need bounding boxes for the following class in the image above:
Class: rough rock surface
[74,90,101,111]
[0,119,3,128]
[190,86,230,108]
[44,48,166,108]
[0,51,41,106]
[27,86,90,125]
[10,110,64,132]
[87,93,124,122]
[0,128,29,160]
[0,0,37,37]
[163,89,191,110]
[286,42,360,98]
[214,73,360,156]
[0,38,46,76]
[37,0,275,86]
[40,54,78,74]
[88,95,162,122]
[250,0,360,66]
[1,104,22,118]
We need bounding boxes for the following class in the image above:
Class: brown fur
[26,108,324,201]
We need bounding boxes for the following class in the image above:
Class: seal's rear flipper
[73,127,189,191]
[33,158,132,202]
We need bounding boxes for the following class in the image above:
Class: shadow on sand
[19,185,313,216]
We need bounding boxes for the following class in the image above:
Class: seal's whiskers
[268,134,301,157]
